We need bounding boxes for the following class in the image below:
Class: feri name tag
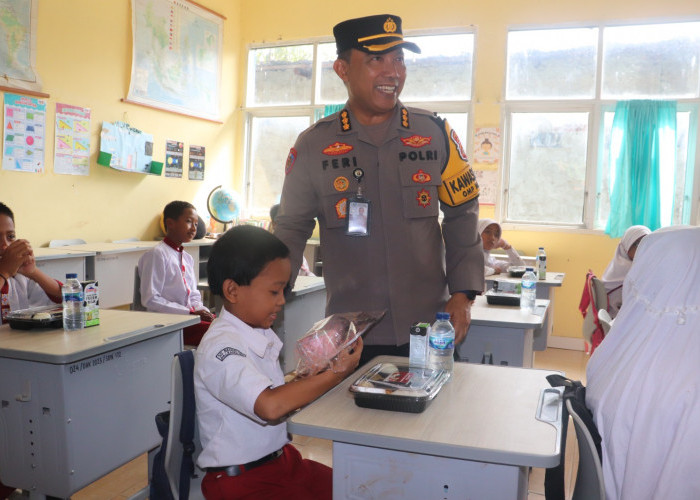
[82,280,100,327]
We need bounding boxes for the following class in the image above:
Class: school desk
[485,272,566,350]
[0,309,198,499]
[288,356,563,499]
[457,295,550,367]
[34,247,96,282]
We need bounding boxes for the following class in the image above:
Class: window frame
[500,21,700,232]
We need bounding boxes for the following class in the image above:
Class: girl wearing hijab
[478,219,524,276]
[586,226,700,500]
[600,225,651,317]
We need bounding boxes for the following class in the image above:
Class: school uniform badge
[216,347,246,361]
[285,148,297,174]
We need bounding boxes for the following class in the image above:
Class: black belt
[207,448,284,477]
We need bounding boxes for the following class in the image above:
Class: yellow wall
[2,0,698,342]
[0,0,242,245]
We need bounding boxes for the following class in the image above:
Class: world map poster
[127,0,223,121]
[0,0,40,91]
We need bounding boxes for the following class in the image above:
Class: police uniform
[194,308,331,499]
[275,102,484,346]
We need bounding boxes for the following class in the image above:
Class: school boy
[0,202,62,324]
[137,201,213,346]
[194,225,362,499]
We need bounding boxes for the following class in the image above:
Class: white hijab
[586,226,700,500]
[600,225,651,291]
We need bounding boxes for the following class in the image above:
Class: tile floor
[26,347,591,500]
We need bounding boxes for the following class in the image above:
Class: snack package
[295,310,386,377]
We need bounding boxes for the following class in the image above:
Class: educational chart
[54,103,91,176]
[188,144,205,180]
[165,139,184,178]
[0,0,40,90]
[473,127,501,165]
[2,93,45,173]
[98,121,155,174]
[474,169,498,206]
[128,0,223,121]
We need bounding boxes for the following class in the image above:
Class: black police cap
[333,14,421,55]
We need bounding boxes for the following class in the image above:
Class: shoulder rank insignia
[400,107,410,128]
[437,120,479,206]
[339,109,352,131]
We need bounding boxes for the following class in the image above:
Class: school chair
[579,271,608,353]
[566,398,605,500]
[49,238,86,247]
[165,350,205,500]
[132,267,146,311]
[597,309,613,336]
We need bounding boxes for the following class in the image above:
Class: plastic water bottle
[537,247,547,280]
[62,273,84,331]
[428,312,455,374]
[520,268,537,314]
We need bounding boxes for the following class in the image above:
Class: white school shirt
[0,274,58,324]
[194,308,288,468]
[137,240,208,315]
[483,247,525,277]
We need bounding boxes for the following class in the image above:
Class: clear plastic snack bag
[295,310,386,377]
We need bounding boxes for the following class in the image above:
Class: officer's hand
[445,293,473,344]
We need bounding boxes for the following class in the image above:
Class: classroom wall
[238,0,699,344]
[1,0,697,343]
[0,0,242,245]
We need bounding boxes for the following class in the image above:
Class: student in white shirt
[478,218,524,276]
[0,202,62,324]
[138,201,213,345]
[195,225,361,500]
[600,224,650,317]
[586,226,700,500]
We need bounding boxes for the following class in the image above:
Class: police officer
[274,14,484,364]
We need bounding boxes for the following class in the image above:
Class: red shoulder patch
[285,148,297,175]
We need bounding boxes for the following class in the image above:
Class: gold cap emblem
[383,18,397,34]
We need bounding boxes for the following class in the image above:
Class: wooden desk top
[288,355,562,468]
[470,295,549,329]
[0,309,198,364]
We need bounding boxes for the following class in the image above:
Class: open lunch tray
[349,362,450,413]
[485,289,521,307]
[6,305,63,330]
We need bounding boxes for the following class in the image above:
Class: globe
[207,186,241,224]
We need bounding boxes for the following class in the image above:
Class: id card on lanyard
[346,167,371,237]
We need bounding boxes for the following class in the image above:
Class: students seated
[194,225,361,500]
[478,218,524,276]
[137,201,214,346]
[586,226,700,500]
[600,225,650,317]
[0,202,62,324]
[269,204,315,277]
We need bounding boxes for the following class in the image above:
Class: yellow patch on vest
[437,121,479,206]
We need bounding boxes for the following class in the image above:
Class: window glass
[247,45,313,106]
[248,116,310,215]
[402,34,474,101]
[506,112,589,224]
[317,42,347,105]
[506,28,598,100]
[602,23,700,99]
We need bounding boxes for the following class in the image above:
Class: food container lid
[6,305,63,329]
[485,289,521,306]
[349,362,450,400]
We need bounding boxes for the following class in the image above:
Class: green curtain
[605,100,677,238]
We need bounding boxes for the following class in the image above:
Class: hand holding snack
[329,337,363,379]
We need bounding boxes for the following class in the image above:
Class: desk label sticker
[68,350,122,375]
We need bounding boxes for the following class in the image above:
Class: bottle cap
[436,311,450,320]
[66,273,78,279]
[525,267,534,272]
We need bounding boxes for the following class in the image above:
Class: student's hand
[193,309,215,322]
[0,239,33,277]
[495,238,512,250]
[494,262,509,274]
[329,337,363,380]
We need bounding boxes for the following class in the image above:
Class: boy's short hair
[163,200,195,222]
[207,225,290,296]
[0,202,14,222]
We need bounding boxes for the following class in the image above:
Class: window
[243,31,475,216]
[503,22,700,229]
